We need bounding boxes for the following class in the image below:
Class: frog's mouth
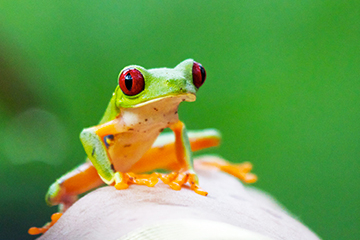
[133,93,196,108]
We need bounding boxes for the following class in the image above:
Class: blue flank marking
[103,135,114,148]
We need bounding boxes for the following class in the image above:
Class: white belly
[107,95,184,172]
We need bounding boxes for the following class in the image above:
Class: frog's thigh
[129,129,221,173]
[46,161,103,208]
[80,126,116,184]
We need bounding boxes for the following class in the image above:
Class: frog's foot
[159,171,208,196]
[195,156,257,183]
[114,172,159,190]
[28,212,62,235]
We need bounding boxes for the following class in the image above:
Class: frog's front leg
[160,120,208,196]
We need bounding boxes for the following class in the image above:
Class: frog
[29,59,257,235]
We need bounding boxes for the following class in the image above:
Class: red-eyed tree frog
[29,59,257,235]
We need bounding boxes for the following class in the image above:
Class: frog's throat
[132,93,196,108]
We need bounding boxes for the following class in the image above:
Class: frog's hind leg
[129,129,256,193]
[45,160,104,210]
[129,129,221,174]
[28,160,103,235]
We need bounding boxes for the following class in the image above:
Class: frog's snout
[184,93,196,102]
[166,78,196,96]
[166,78,186,86]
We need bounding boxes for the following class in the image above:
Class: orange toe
[28,212,63,235]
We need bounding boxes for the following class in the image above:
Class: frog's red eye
[119,68,145,96]
[192,61,206,88]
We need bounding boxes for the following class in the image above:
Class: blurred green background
[0,1,359,239]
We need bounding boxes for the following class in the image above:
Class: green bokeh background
[0,1,359,239]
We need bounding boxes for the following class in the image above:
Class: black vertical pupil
[199,65,205,83]
[125,73,133,90]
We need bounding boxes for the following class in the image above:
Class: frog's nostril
[166,79,178,85]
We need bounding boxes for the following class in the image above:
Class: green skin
[81,59,197,183]
[46,59,214,209]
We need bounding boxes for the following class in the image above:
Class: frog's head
[114,59,206,108]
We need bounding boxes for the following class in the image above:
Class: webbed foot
[159,171,208,196]
[28,212,62,235]
[195,156,257,183]
[114,172,159,190]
